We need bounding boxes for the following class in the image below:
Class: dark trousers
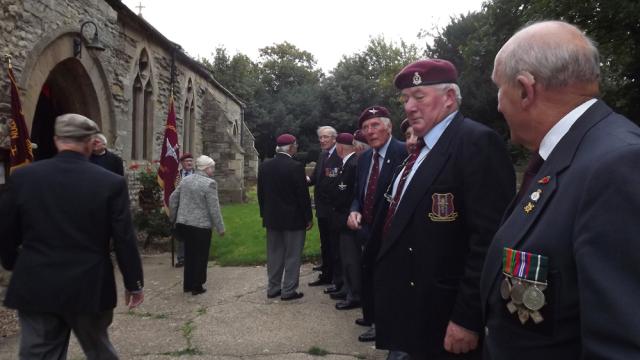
[339,229,361,301]
[18,309,117,360]
[359,225,377,323]
[317,216,334,281]
[176,223,212,292]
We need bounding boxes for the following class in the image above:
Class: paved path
[0,254,387,359]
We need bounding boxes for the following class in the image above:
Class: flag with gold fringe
[7,58,34,173]
[157,95,180,211]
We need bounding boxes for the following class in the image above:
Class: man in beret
[372,59,515,359]
[0,113,144,359]
[89,133,124,176]
[400,119,419,153]
[481,21,640,359]
[353,130,370,156]
[258,134,313,301]
[174,152,195,267]
[308,126,343,291]
[347,106,407,343]
[327,133,361,310]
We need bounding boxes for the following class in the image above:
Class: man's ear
[516,72,536,108]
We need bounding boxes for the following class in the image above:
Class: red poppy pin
[538,176,550,184]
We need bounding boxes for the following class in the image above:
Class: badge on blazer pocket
[428,193,458,222]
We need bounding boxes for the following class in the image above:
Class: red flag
[7,62,34,173]
[157,95,180,210]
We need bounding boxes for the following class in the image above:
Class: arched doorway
[31,58,101,160]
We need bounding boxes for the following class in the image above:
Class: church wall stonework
[0,0,259,205]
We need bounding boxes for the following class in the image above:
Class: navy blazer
[481,100,640,359]
[0,151,143,314]
[310,149,342,218]
[372,113,515,355]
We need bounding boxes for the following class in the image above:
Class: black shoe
[335,300,361,310]
[358,327,376,342]
[281,291,304,301]
[308,277,332,287]
[323,285,341,294]
[355,318,372,327]
[329,292,347,300]
[175,261,184,268]
[267,290,281,299]
[191,287,206,296]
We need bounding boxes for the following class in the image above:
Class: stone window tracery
[131,48,154,160]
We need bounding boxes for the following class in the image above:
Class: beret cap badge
[412,72,422,85]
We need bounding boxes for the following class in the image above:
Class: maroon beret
[394,59,458,89]
[276,133,297,146]
[353,129,367,144]
[400,119,410,134]
[179,152,193,161]
[336,132,354,145]
[358,105,390,128]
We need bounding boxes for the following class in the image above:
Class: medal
[500,277,512,300]
[530,310,544,324]
[517,307,530,324]
[510,281,525,304]
[523,286,545,311]
[506,301,518,314]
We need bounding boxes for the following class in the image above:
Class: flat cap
[180,152,193,161]
[336,132,354,145]
[353,130,367,144]
[276,133,297,146]
[55,113,100,138]
[394,59,458,89]
[358,106,390,128]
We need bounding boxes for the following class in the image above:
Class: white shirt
[538,99,597,160]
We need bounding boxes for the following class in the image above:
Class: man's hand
[125,290,144,309]
[443,321,479,354]
[347,211,362,230]
[306,220,313,231]
[218,231,225,237]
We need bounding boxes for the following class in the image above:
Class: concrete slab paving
[0,254,387,359]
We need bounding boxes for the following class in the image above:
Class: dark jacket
[89,149,124,176]
[0,151,143,314]
[309,149,342,218]
[373,113,515,355]
[481,100,640,360]
[328,152,358,232]
[258,152,312,230]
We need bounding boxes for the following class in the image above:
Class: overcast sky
[121,0,485,73]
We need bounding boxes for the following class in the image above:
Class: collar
[375,136,392,159]
[422,110,457,150]
[342,152,355,164]
[328,144,337,157]
[276,151,292,158]
[538,98,597,160]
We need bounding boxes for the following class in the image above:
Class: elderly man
[352,130,370,156]
[258,134,313,300]
[481,21,640,359]
[169,155,225,296]
[0,113,144,359]
[327,133,361,310]
[89,133,124,176]
[372,60,515,359]
[308,126,342,290]
[347,106,407,342]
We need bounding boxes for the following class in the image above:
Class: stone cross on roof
[136,1,145,16]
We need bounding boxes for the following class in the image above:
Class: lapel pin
[538,176,550,184]
[530,189,542,202]
[524,202,535,214]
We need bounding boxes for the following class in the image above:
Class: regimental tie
[362,152,380,225]
[501,248,549,324]
[382,138,426,237]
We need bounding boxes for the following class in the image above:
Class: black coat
[258,153,312,230]
[373,113,515,354]
[309,149,342,218]
[89,150,124,176]
[0,151,143,314]
[481,100,640,359]
[327,153,358,232]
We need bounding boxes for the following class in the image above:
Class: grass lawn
[209,187,321,266]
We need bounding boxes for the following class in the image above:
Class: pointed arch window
[183,78,196,154]
[132,49,154,160]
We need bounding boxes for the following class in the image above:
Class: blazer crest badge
[428,192,458,222]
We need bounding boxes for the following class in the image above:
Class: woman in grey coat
[169,155,225,295]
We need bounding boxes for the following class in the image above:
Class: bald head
[494,21,600,94]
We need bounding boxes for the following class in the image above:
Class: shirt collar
[276,151,292,158]
[538,98,597,160]
[327,144,336,157]
[375,136,392,159]
[422,111,457,150]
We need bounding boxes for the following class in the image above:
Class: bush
[130,165,172,248]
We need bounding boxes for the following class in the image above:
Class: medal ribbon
[502,248,549,282]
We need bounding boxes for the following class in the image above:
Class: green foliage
[210,188,320,266]
[307,346,329,356]
[131,166,172,247]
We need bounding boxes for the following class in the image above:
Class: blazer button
[484,326,489,337]
[408,247,413,252]
[409,281,415,287]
